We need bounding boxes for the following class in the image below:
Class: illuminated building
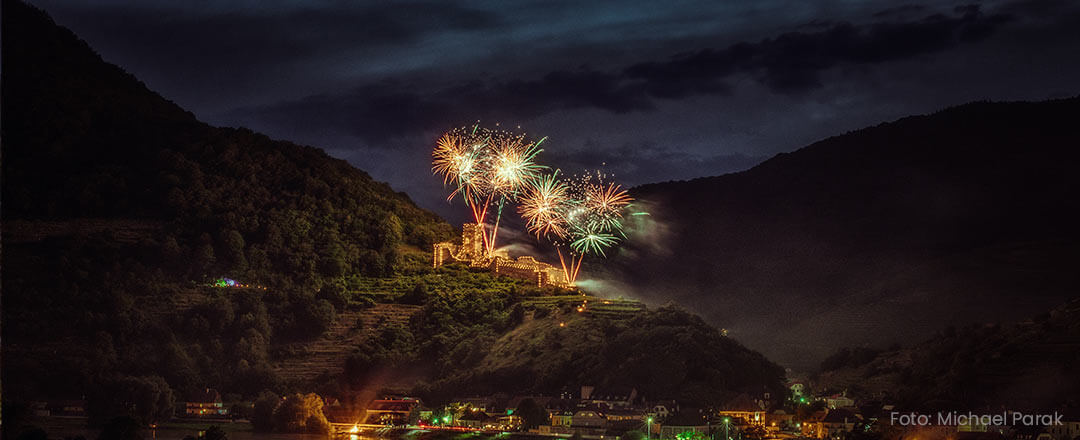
[433,223,572,288]
[825,393,855,409]
[363,398,422,426]
[716,394,766,427]
[820,409,859,439]
[1047,411,1080,440]
[183,388,227,418]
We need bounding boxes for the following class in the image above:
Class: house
[1046,410,1080,440]
[572,410,607,428]
[496,414,522,430]
[551,410,575,427]
[825,393,855,409]
[581,385,638,408]
[821,409,860,439]
[183,389,227,418]
[30,401,50,417]
[606,407,646,422]
[323,399,359,425]
[458,409,495,429]
[506,395,556,415]
[717,394,766,427]
[790,382,806,398]
[650,401,677,419]
[767,410,794,432]
[363,398,421,425]
[45,402,87,419]
[802,410,828,439]
[461,396,500,413]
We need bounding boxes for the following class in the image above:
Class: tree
[515,398,549,430]
[378,213,404,251]
[98,416,142,440]
[251,392,281,432]
[15,427,47,440]
[273,393,331,434]
[297,298,336,337]
[675,431,707,440]
[222,230,247,272]
[203,426,228,440]
[316,284,348,309]
[797,400,826,420]
[89,375,175,426]
[398,282,428,305]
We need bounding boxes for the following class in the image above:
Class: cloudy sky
[31,0,1080,222]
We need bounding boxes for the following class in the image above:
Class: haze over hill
[594,97,1080,370]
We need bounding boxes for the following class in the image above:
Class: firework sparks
[518,171,570,239]
[432,124,547,253]
[570,228,620,257]
[517,169,635,284]
[434,123,639,286]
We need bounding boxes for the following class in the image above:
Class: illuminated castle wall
[433,223,572,289]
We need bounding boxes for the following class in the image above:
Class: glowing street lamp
[647,417,654,440]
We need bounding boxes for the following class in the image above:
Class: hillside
[598,97,1080,370]
[422,305,787,405]
[0,0,787,430]
[814,299,1080,410]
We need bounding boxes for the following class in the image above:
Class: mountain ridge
[602,95,1080,370]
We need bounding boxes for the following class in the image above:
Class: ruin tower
[459,223,487,260]
[433,223,488,267]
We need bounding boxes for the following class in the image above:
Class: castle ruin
[433,223,572,289]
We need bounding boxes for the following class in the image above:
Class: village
[26,383,1080,440]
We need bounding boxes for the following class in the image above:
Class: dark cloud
[32,1,500,103]
[544,141,764,185]
[237,4,1014,144]
[872,4,927,18]
[231,69,656,145]
[627,4,1013,94]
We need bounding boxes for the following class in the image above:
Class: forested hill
[814,298,1080,410]
[2,0,454,284]
[600,96,1080,370]
[2,0,458,412]
[1,0,787,432]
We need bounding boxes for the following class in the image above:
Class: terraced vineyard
[137,286,219,320]
[523,295,646,318]
[271,303,423,385]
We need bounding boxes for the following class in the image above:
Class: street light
[647,417,653,440]
[723,418,731,440]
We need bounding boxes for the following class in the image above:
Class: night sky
[32,0,1080,224]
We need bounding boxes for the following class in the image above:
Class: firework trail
[518,169,633,284]
[432,124,546,253]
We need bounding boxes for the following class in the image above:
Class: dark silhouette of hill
[2,0,454,282]
[1,0,447,417]
[598,96,1080,370]
[0,1,787,431]
[815,298,1080,410]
